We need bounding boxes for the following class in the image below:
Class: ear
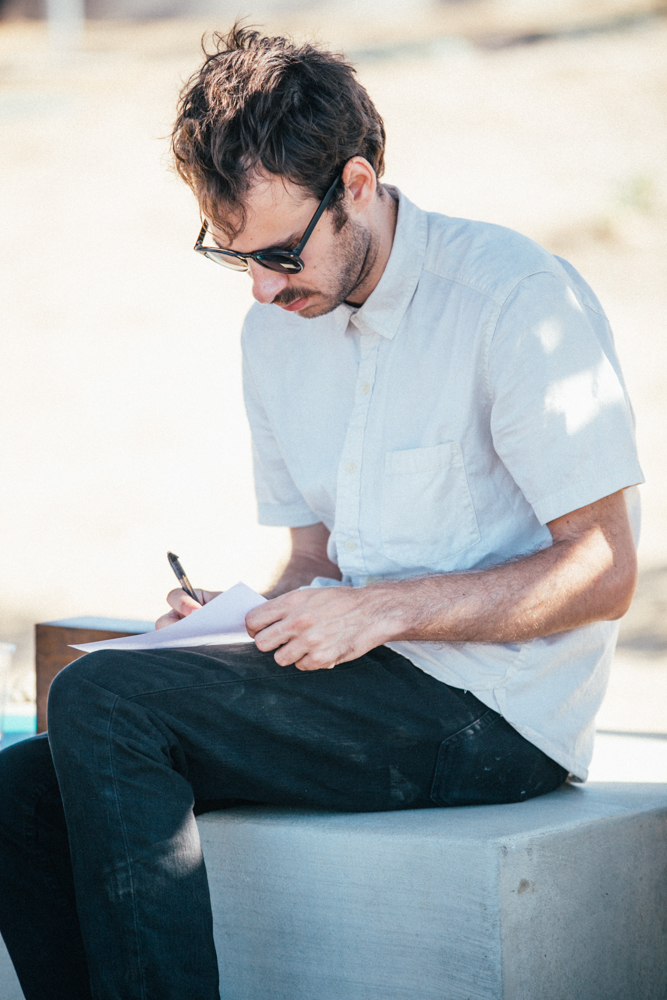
[341,157,377,216]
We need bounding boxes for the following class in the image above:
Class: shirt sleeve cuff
[530,461,645,525]
[257,501,322,528]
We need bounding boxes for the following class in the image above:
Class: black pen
[167,551,201,604]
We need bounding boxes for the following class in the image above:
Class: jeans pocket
[429,710,567,807]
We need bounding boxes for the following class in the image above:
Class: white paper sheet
[69,582,267,653]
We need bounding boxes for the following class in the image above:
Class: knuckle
[292,613,313,632]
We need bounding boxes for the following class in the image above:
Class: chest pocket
[380,443,480,568]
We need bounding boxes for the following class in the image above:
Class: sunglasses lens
[256,253,303,274]
[203,250,248,271]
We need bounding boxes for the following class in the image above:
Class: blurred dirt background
[1,0,666,739]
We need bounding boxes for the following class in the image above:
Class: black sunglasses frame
[194,172,343,274]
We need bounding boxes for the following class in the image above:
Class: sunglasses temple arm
[194,221,208,251]
[292,173,342,255]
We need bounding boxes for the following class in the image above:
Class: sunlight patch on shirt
[544,356,625,435]
[537,317,563,354]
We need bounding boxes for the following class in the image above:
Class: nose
[247,260,291,304]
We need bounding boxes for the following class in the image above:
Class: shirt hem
[496,717,588,783]
[468,684,589,780]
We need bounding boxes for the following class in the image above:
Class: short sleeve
[488,270,644,525]
[242,353,321,528]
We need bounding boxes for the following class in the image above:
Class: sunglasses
[194,173,342,275]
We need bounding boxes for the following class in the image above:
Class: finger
[245,599,291,637]
[294,652,336,672]
[155,610,181,630]
[270,635,336,671]
[270,635,313,666]
[195,589,222,606]
[252,620,298,652]
[166,588,201,617]
[248,596,317,640]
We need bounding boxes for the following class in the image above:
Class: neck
[347,187,398,305]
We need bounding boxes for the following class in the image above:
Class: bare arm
[246,490,637,670]
[390,490,637,643]
[263,524,342,598]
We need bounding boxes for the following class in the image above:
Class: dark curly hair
[171,25,386,239]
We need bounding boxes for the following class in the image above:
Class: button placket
[333,331,378,576]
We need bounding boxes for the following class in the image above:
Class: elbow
[604,549,638,621]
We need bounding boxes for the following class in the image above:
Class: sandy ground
[1,12,666,758]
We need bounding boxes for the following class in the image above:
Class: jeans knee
[48,651,123,727]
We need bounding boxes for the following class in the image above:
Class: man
[0,25,643,1000]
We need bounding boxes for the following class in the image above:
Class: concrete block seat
[1,784,666,1000]
[199,783,667,1000]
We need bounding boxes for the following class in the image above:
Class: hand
[155,588,222,630]
[245,585,400,671]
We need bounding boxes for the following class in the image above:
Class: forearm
[246,493,637,671]
[263,524,342,599]
[374,529,635,646]
[263,554,342,599]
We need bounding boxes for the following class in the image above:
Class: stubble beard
[273,218,376,319]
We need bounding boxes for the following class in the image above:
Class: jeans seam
[439,708,497,748]
[429,709,499,806]
[106,695,146,1000]
[122,659,362,703]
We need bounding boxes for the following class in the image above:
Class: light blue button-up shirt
[242,188,643,780]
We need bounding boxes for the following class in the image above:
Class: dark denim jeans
[0,643,566,1000]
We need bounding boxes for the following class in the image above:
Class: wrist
[365,581,416,644]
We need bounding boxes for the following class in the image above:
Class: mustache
[272,287,313,306]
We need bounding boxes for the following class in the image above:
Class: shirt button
[345,540,356,552]
[361,382,371,395]
[366,575,375,584]
[346,461,356,474]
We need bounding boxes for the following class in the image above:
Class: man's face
[208,173,373,319]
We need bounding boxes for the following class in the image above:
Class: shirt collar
[344,187,428,341]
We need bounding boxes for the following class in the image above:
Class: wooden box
[35,617,155,733]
